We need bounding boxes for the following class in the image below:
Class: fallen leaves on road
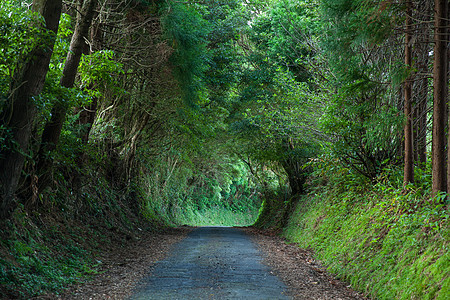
[243,227,369,300]
[52,227,191,300]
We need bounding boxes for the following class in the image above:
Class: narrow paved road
[129,227,290,300]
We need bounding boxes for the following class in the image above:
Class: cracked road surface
[129,227,289,299]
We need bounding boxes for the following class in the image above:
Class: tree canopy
[0,0,447,223]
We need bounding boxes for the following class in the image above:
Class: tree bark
[37,0,97,192]
[416,75,428,166]
[403,0,414,185]
[0,0,62,219]
[432,0,448,197]
[415,0,431,166]
[446,1,450,198]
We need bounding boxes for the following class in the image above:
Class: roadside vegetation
[282,159,449,299]
[1,0,449,299]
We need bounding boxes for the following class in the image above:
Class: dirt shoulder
[243,227,369,300]
[47,227,191,300]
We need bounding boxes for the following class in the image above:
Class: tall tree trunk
[432,0,448,197]
[0,0,62,219]
[404,0,414,185]
[415,0,431,167]
[413,102,419,163]
[446,2,450,198]
[414,0,430,167]
[416,73,429,166]
[37,0,97,192]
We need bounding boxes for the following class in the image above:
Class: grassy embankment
[0,153,172,299]
[256,160,449,299]
[0,180,153,299]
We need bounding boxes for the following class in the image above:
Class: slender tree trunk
[37,0,97,192]
[413,103,419,163]
[404,0,414,185]
[446,2,450,197]
[414,0,431,167]
[417,76,428,166]
[0,0,62,218]
[432,0,448,197]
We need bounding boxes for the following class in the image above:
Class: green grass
[282,176,449,299]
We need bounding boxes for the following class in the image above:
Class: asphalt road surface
[129,227,290,300]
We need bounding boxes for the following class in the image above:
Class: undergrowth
[0,207,99,298]
[253,186,294,229]
[283,158,449,299]
[0,154,164,299]
[139,167,263,227]
[177,206,259,226]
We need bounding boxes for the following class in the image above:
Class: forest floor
[46,227,367,300]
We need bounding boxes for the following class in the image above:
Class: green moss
[283,168,449,300]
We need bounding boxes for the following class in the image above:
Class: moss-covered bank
[282,166,449,299]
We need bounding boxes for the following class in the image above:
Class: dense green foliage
[283,158,449,299]
[0,158,149,298]
[0,0,448,298]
